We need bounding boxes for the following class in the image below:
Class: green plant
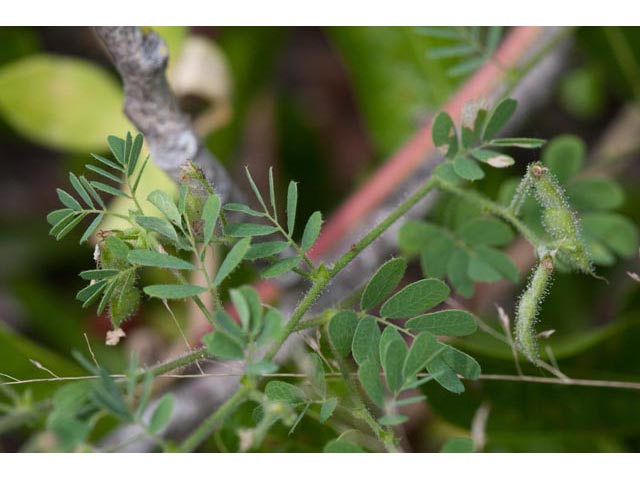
[1,95,634,453]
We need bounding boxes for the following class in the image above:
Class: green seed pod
[529,162,593,275]
[515,256,554,363]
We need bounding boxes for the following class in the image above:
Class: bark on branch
[94,26,239,202]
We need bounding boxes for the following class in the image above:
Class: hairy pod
[515,255,554,363]
[529,162,593,274]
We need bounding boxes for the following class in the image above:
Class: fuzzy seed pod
[515,255,554,363]
[529,162,593,275]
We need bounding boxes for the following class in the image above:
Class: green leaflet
[380,278,450,319]
[542,134,585,184]
[400,217,518,297]
[379,325,404,361]
[432,111,458,158]
[471,149,514,168]
[320,397,338,423]
[583,212,638,258]
[224,223,279,237]
[360,257,407,310]
[468,256,503,283]
[406,310,477,336]
[143,284,207,299]
[453,155,484,181]
[261,256,300,278]
[567,177,624,211]
[223,203,265,217]
[202,194,221,245]
[352,315,381,365]
[213,237,251,286]
[57,188,81,211]
[135,216,178,243]
[149,394,174,434]
[127,249,195,270]
[441,344,481,379]
[328,310,359,357]
[398,220,445,255]
[382,339,408,393]
[403,332,443,379]
[203,330,245,360]
[147,190,180,225]
[426,356,465,393]
[456,217,514,246]
[265,381,305,405]
[256,309,283,349]
[420,235,455,279]
[287,181,298,236]
[229,289,250,331]
[245,241,290,260]
[301,211,322,252]
[482,98,517,141]
[358,360,385,407]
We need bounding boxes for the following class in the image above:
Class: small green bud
[530,162,594,275]
[180,162,214,239]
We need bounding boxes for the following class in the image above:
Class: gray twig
[94,26,240,203]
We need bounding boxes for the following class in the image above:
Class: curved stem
[435,178,544,248]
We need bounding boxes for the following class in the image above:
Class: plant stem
[179,383,252,452]
[148,348,208,377]
[331,177,439,274]
[435,178,544,248]
[327,330,400,453]
[179,176,439,451]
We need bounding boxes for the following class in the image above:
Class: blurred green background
[0,26,639,452]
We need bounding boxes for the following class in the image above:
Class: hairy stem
[178,177,439,451]
[435,178,544,248]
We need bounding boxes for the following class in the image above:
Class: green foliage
[37,78,639,454]
[399,215,518,298]
[432,98,545,182]
[328,310,359,357]
[0,55,129,151]
[149,394,175,434]
[418,26,503,78]
[360,257,407,310]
